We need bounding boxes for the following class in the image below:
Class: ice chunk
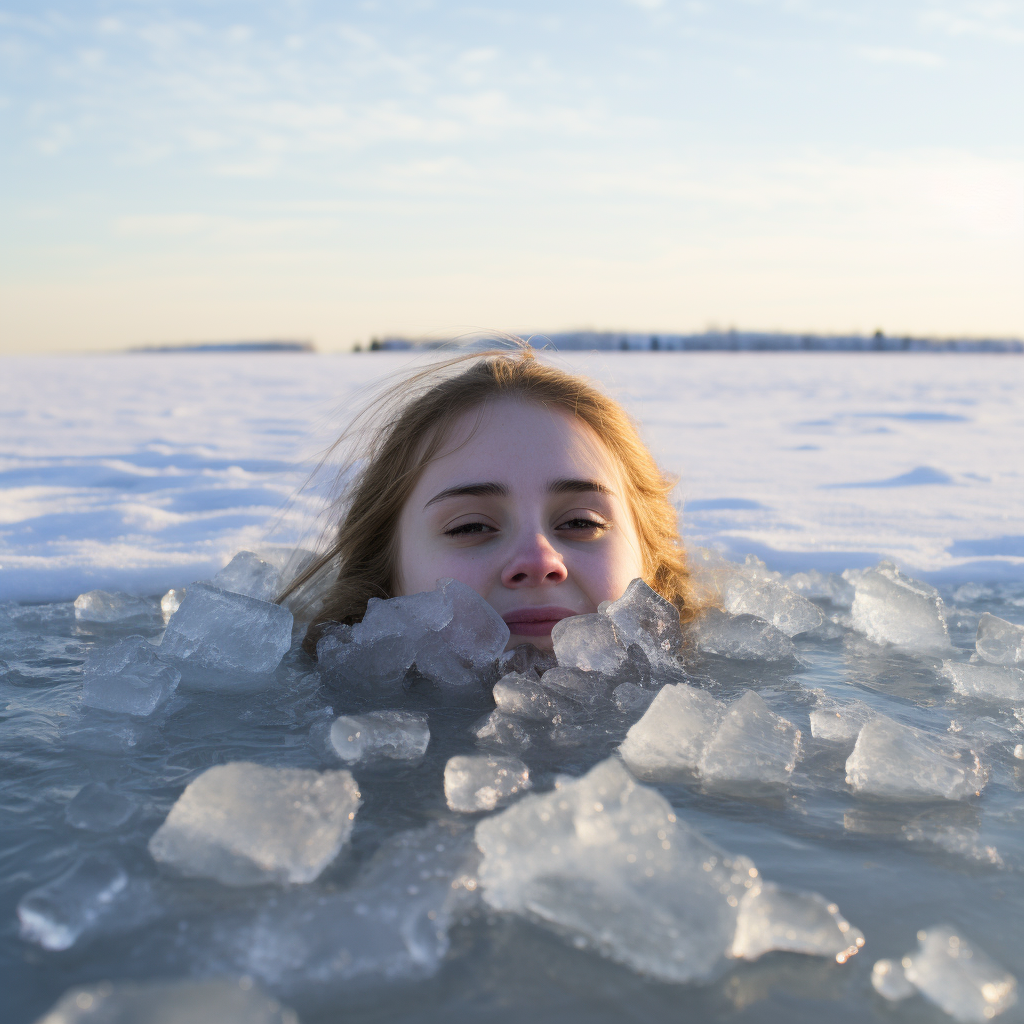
[160,583,294,675]
[81,635,180,716]
[941,660,1024,702]
[809,696,876,743]
[213,551,282,602]
[475,757,860,983]
[18,855,127,950]
[612,682,656,714]
[600,578,684,666]
[444,754,530,812]
[329,710,429,763]
[619,684,725,781]
[722,574,834,638]
[693,609,798,662]
[229,823,478,989]
[845,717,987,801]
[551,613,627,674]
[902,925,1018,1022]
[497,643,558,679]
[160,588,185,622]
[787,569,855,608]
[492,672,580,724]
[850,561,952,654]
[34,978,298,1024]
[472,710,532,752]
[148,762,360,885]
[700,690,802,788]
[73,590,153,624]
[976,612,1024,666]
[871,958,917,1000]
[65,782,136,831]
[731,882,864,962]
[319,580,509,691]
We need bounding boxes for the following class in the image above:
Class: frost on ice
[849,561,952,654]
[975,612,1024,667]
[80,634,180,716]
[148,762,361,885]
[160,582,294,676]
[619,685,800,789]
[329,710,430,763]
[445,754,531,812]
[474,758,860,983]
[34,978,299,1024]
[317,578,509,691]
[846,717,987,801]
[73,590,154,624]
[18,855,128,951]
[872,926,1017,1023]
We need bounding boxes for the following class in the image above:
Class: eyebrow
[423,478,612,509]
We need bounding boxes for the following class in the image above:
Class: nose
[501,532,569,588]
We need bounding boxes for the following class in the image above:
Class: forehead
[420,398,620,486]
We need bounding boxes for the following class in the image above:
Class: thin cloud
[856,46,945,67]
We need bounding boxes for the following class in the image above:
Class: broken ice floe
[849,561,952,654]
[976,612,1024,667]
[148,762,361,885]
[65,782,136,831]
[492,671,585,724]
[18,855,128,951]
[34,978,299,1024]
[619,684,800,789]
[160,582,294,676]
[785,568,855,608]
[941,660,1024,702]
[80,634,181,716]
[846,717,987,801]
[444,754,531,812]
[475,757,861,983]
[872,925,1017,1022]
[329,710,430,763]
[317,578,509,692]
[73,590,154,624]
[693,608,798,662]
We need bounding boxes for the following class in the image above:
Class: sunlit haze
[1,0,1022,353]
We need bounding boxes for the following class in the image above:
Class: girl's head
[287,348,697,652]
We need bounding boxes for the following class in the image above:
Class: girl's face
[395,398,645,649]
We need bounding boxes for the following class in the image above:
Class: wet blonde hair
[281,347,697,655]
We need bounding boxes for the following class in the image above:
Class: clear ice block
[845,717,987,801]
[212,550,283,602]
[941,660,1024,702]
[73,590,154,624]
[81,635,181,716]
[148,762,361,885]
[160,583,294,675]
[329,710,430,763]
[444,754,530,812]
[18,855,127,950]
[850,561,952,654]
[975,612,1024,667]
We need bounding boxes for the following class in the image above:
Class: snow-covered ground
[1,351,1022,602]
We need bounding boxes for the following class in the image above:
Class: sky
[1,0,1022,354]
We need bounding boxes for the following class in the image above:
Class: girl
[281,346,698,655]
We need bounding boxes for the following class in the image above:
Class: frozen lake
[1,351,1023,1024]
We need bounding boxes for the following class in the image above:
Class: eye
[444,521,497,537]
[557,515,610,533]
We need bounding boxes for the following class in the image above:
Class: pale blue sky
[1,0,1022,352]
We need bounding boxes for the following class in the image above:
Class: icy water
[3,561,1024,1024]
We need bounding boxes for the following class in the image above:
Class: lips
[502,606,579,637]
